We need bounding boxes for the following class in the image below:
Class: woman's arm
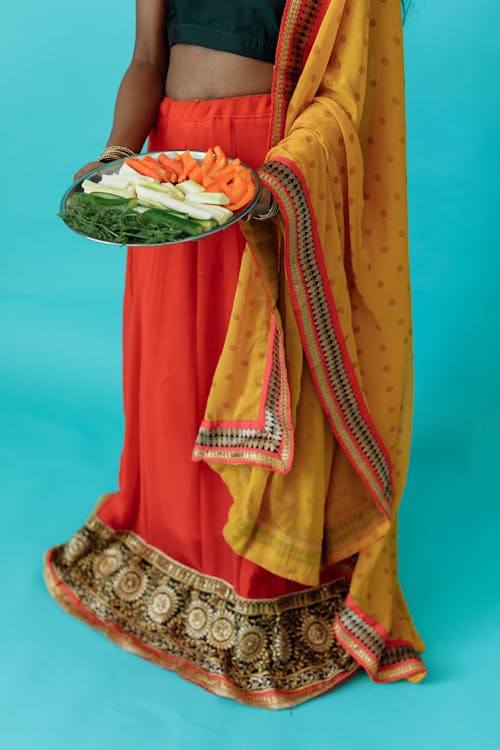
[75,0,168,180]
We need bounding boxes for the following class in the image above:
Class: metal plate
[59,150,260,247]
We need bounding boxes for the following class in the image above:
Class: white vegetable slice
[176,179,206,194]
[118,163,160,184]
[136,185,212,220]
[204,204,234,225]
[188,191,230,206]
[134,196,166,210]
[138,180,185,201]
[100,174,135,189]
[81,179,135,199]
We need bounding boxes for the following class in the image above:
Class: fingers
[73,161,102,183]
[252,186,273,216]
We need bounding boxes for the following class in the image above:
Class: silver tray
[60,150,260,247]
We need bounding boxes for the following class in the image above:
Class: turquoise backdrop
[1,1,498,747]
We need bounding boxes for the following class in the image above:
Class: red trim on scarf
[344,593,388,638]
[262,158,393,515]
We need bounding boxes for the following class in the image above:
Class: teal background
[1,1,499,747]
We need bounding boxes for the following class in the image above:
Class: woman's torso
[165,45,274,100]
[164,0,285,100]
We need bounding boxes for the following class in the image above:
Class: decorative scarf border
[271,0,329,146]
[192,316,294,474]
[333,594,427,682]
[259,160,393,517]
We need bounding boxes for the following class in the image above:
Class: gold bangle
[252,198,280,222]
[98,145,136,163]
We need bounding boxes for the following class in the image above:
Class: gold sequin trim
[259,161,393,516]
[44,511,358,709]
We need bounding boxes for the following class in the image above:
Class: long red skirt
[98,95,302,598]
[44,96,358,708]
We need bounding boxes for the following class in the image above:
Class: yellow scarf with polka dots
[193,0,426,683]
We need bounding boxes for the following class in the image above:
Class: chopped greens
[60,192,210,245]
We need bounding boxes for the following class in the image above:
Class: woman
[45,0,426,708]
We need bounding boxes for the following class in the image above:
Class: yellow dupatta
[193,0,426,683]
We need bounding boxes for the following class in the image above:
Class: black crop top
[167,0,286,64]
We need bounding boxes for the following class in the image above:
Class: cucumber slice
[87,192,132,206]
[141,208,203,236]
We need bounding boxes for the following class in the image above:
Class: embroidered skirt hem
[44,510,360,710]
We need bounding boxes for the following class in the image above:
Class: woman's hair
[401,0,412,22]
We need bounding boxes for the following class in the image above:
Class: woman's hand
[251,186,274,217]
[73,161,103,183]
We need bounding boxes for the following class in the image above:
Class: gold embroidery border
[45,560,359,709]
[375,659,427,683]
[333,606,427,684]
[192,320,293,473]
[259,163,392,518]
[83,511,347,614]
[271,0,325,146]
[44,510,361,709]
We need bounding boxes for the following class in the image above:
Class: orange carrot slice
[201,149,215,171]
[211,160,242,183]
[180,150,198,174]
[142,156,170,181]
[207,169,253,200]
[190,165,206,184]
[225,178,249,204]
[226,183,256,211]
[210,147,228,176]
[158,153,184,176]
[202,174,215,189]
[125,157,161,180]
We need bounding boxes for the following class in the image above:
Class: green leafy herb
[59,191,207,245]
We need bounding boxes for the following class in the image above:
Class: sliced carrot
[188,165,204,184]
[202,174,215,189]
[125,157,161,180]
[214,146,227,161]
[207,170,253,201]
[210,147,228,176]
[205,183,226,197]
[225,178,249,204]
[201,149,215,171]
[141,147,252,195]
[179,150,198,174]
[158,153,184,176]
[204,177,228,193]
[226,185,256,211]
[142,156,171,181]
[211,159,242,183]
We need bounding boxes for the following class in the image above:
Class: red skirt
[44,96,358,708]
[98,94,304,598]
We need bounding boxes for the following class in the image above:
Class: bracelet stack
[98,145,136,163]
[246,193,280,222]
[252,198,280,222]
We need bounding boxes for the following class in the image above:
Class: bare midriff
[165,44,274,100]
